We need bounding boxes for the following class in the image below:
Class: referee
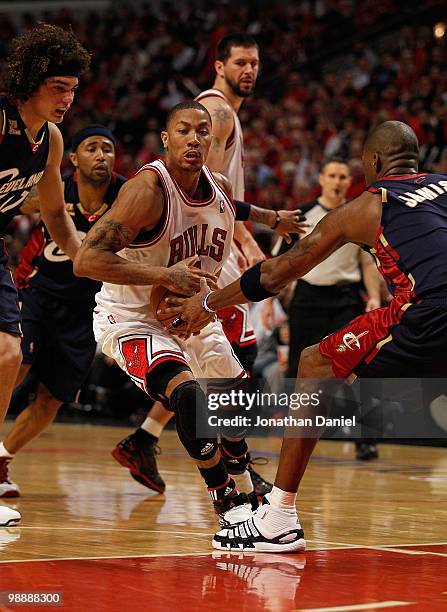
[286,158,382,460]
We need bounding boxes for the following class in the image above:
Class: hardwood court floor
[0,423,446,611]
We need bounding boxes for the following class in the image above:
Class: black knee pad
[145,360,191,405]
[170,380,218,461]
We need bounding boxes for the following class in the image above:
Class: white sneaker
[0,505,21,527]
[215,492,254,527]
[220,500,253,527]
[213,500,305,553]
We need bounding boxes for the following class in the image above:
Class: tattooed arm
[198,97,234,172]
[74,171,216,293]
[163,192,382,332]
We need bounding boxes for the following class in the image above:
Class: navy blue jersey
[368,173,447,299]
[16,172,126,302]
[0,95,50,234]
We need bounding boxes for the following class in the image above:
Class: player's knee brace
[169,380,218,461]
[145,360,191,406]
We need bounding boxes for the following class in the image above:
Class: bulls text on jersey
[168,224,228,266]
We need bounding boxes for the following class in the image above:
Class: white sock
[253,502,301,538]
[265,486,297,513]
[0,442,14,459]
[232,470,254,494]
[140,417,163,439]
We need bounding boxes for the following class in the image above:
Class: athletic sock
[140,416,163,439]
[132,428,158,447]
[265,486,297,514]
[232,470,254,494]
[253,503,302,538]
[0,443,13,459]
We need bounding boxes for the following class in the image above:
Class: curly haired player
[0,23,89,526]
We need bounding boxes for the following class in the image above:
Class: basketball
[150,285,205,333]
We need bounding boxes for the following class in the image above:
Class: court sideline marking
[298,601,414,611]
[1,541,447,564]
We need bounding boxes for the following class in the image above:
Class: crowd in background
[0,0,445,213]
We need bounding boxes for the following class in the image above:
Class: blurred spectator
[0,0,443,208]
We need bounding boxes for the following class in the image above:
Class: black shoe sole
[212,531,306,553]
[0,517,21,527]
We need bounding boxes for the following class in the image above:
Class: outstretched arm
[165,191,382,333]
[235,199,307,242]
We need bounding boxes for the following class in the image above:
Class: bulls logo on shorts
[121,338,150,389]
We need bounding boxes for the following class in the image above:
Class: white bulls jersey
[196,89,256,347]
[95,159,235,323]
[195,88,245,200]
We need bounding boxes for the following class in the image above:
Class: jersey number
[43,230,86,262]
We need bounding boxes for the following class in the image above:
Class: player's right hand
[162,277,213,337]
[162,256,217,295]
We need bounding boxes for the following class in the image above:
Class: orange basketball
[150,285,206,334]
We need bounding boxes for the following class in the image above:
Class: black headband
[71,126,116,151]
[45,60,82,79]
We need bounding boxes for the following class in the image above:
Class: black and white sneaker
[0,505,21,527]
[214,491,253,528]
[212,500,305,553]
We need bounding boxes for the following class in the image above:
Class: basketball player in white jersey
[75,101,262,525]
[196,33,263,366]
[112,35,284,499]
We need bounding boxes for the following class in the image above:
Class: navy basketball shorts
[0,239,21,337]
[319,295,447,378]
[20,286,97,403]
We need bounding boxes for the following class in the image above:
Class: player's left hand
[162,278,212,338]
[275,210,308,243]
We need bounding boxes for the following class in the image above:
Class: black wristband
[271,213,281,229]
[240,262,278,302]
[234,199,251,221]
